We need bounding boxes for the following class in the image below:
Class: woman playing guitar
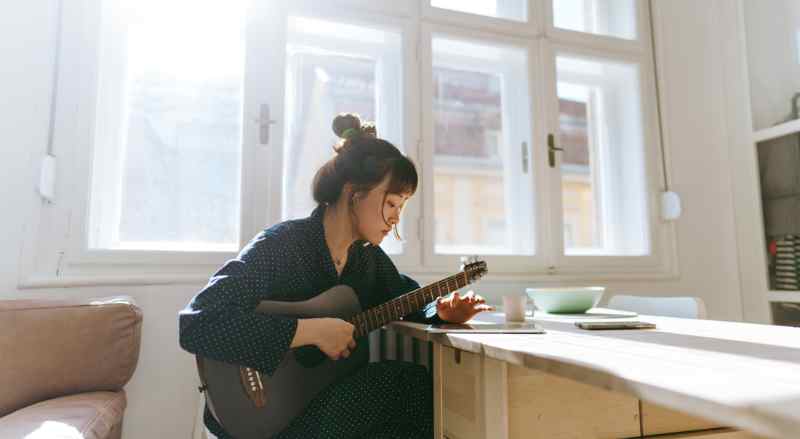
[179,113,493,438]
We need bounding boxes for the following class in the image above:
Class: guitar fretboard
[349,271,470,337]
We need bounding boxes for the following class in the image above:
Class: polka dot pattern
[179,203,440,438]
[204,360,433,439]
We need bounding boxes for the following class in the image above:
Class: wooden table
[387,309,800,439]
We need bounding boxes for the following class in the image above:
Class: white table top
[388,309,800,439]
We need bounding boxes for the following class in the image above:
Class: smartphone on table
[575,321,656,330]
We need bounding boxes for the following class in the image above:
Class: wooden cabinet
[643,428,763,438]
[641,402,721,436]
[437,345,762,439]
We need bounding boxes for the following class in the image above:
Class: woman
[179,113,493,439]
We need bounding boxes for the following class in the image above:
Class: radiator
[368,327,433,371]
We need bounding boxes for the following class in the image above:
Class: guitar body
[198,285,369,439]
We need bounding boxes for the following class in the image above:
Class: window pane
[432,36,535,255]
[90,0,246,251]
[553,0,637,40]
[431,0,527,22]
[282,17,406,254]
[557,55,649,256]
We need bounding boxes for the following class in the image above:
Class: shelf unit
[755,121,800,306]
[753,119,800,144]
[767,290,800,304]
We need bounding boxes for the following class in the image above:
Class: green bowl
[526,287,605,314]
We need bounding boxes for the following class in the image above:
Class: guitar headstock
[460,255,488,283]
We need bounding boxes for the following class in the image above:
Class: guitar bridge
[240,366,267,408]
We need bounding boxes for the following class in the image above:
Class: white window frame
[418,22,551,274]
[544,0,649,54]
[541,40,672,275]
[271,0,423,269]
[422,0,542,37]
[19,0,676,289]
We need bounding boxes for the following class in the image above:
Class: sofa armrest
[0,296,142,417]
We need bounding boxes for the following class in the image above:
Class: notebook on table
[426,320,545,334]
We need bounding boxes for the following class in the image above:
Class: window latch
[257,104,278,145]
[547,133,564,168]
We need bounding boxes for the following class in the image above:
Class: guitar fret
[359,313,367,336]
[383,305,390,324]
[389,302,396,321]
[361,313,368,334]
[374,306,383,329]
[369,308,377,331]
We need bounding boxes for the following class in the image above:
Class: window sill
[17,273,209,289]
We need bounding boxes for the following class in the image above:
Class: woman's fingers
[451,291,460,308]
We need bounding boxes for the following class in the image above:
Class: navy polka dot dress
[179,204,442,439]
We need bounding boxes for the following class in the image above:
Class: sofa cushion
[0,391,126,439]
[0,297,142,417]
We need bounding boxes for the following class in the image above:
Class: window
[280,16,405,254]
[89,0,247,253]
[556,55,649,256]
[552,0,637,40]
[431,0,528,22]
[430,36,535,256]
[23,0,670,286]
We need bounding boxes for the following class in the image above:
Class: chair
[0,296,142,439]
[606,295,707,319]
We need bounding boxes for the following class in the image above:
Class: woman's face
[350,177,411,246]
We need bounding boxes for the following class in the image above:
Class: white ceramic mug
[502,294,529,322]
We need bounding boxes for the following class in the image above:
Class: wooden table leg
[433,342,445,439]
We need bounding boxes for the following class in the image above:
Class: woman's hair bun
[332,113,362,139]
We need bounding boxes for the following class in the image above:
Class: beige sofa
[0,297,142,439]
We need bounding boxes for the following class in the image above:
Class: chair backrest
[606,295,707,319]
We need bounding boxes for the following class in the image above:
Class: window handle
[547,133,564,168]
[256,104,278,145]
[521,141,529,173]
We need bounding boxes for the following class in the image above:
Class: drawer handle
[454,349,461,365]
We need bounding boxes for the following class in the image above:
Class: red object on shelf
[769,240,778,256]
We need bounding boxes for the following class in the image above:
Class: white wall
[743,0,800,131]
[0,1,754,438]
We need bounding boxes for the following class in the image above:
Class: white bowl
[526,286,605,314]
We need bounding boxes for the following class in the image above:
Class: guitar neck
[350,271,470,337]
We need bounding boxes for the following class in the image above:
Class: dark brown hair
[312,113,418,239]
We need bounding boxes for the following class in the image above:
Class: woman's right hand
[295,317,356,361]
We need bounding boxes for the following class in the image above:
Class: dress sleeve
[373,247,444,324]
[178,229,298,376]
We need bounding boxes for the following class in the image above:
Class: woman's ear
[342,183,353,199]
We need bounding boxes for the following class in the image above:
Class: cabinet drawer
[441,346,483,439]
[641,401,722,436]
[507,365,640,439]
[642,427,764,438]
